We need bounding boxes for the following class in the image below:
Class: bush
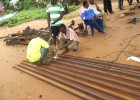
[67,5,80,12]
[0,4,80,27]
[0,8,47,27]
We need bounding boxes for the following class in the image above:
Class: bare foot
[61,48,69,54]
[99,32,106,37]
[110,11,114,14]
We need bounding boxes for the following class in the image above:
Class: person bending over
[27,33,54,65]
[57,24,80,54]
[88,0,107,27]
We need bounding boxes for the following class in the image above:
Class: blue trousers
[40,47,48,62]
[91,19,104,33]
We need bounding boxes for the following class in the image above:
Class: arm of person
[59,40,73,50]
[95,3,102,12]
[56,38,60,48]
[92,11,97,20]
[48,47,54,53]
[41,39,54,54]
[46,5,51,30]
[51,12,64,24]
[47,13,51,30]
[41,39,50,49]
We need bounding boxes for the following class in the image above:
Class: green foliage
[0,8,47,27]
[3,0,11,9]
[67,5,80,12]
[3,0,10,6]
[0,2,80,27]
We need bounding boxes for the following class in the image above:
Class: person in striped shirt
[46,0,64,46]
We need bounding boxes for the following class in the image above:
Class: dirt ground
[0,1,140,100]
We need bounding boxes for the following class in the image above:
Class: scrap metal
[14,55,140,100]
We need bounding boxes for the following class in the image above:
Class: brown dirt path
[0,1,140,100]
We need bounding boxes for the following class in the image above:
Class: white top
[80,7,93,15]
[89,4,100,15]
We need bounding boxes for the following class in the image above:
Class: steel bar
[14,55,140,100]
[58,57,140,81]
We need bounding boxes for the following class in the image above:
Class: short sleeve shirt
[46,2,64,26]
[59,28,80,42]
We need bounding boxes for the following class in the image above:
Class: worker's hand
[92,18,96,20]
[59,46,64,50]
[48,27,51,31]
[51,20,57,24]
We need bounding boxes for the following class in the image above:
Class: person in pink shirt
[57,24,80,54]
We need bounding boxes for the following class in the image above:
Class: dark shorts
[51,26,60,38]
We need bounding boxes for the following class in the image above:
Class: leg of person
[97,12,107,27]
[119,0,125,10]
[103,0,108,13]
[121,0,125,9]
[40,48,53,65]
[122,0,124,7]
[58,36,68,47]
[127,0,130,5]
[95,18,104,31]
[51,26,60,46]
[67,41,79,51]
[118,0,121,9]
[58,36,69,53]
[108,0,114,13]
[91,20,104,33]
[33,47,48,65]
[40,47,48,62]
[129,0,132,5]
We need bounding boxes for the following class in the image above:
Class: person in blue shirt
[80,1,105,36]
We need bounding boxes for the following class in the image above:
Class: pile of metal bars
[14,55,140,100]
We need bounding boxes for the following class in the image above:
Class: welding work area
[0,0,140,100]
[1,19,140,99]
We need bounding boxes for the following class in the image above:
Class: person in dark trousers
[103,0,114,14]
[80,1,105,36]
[46,0,64,47]
[129,0,140,5]
[118,0,125,10]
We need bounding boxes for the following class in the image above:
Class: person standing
[103,0,114,14]
[118,0,124,10]
[46,0,64,46]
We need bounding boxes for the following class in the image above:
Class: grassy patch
[0,5,80,27]
[64,5,80,20]
[67,5,80,12]
[0,8,47,27]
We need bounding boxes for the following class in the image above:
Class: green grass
[64,5,80,20]
[0,8,47,27]
[0,5,80,27]
[67,5,80,12]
